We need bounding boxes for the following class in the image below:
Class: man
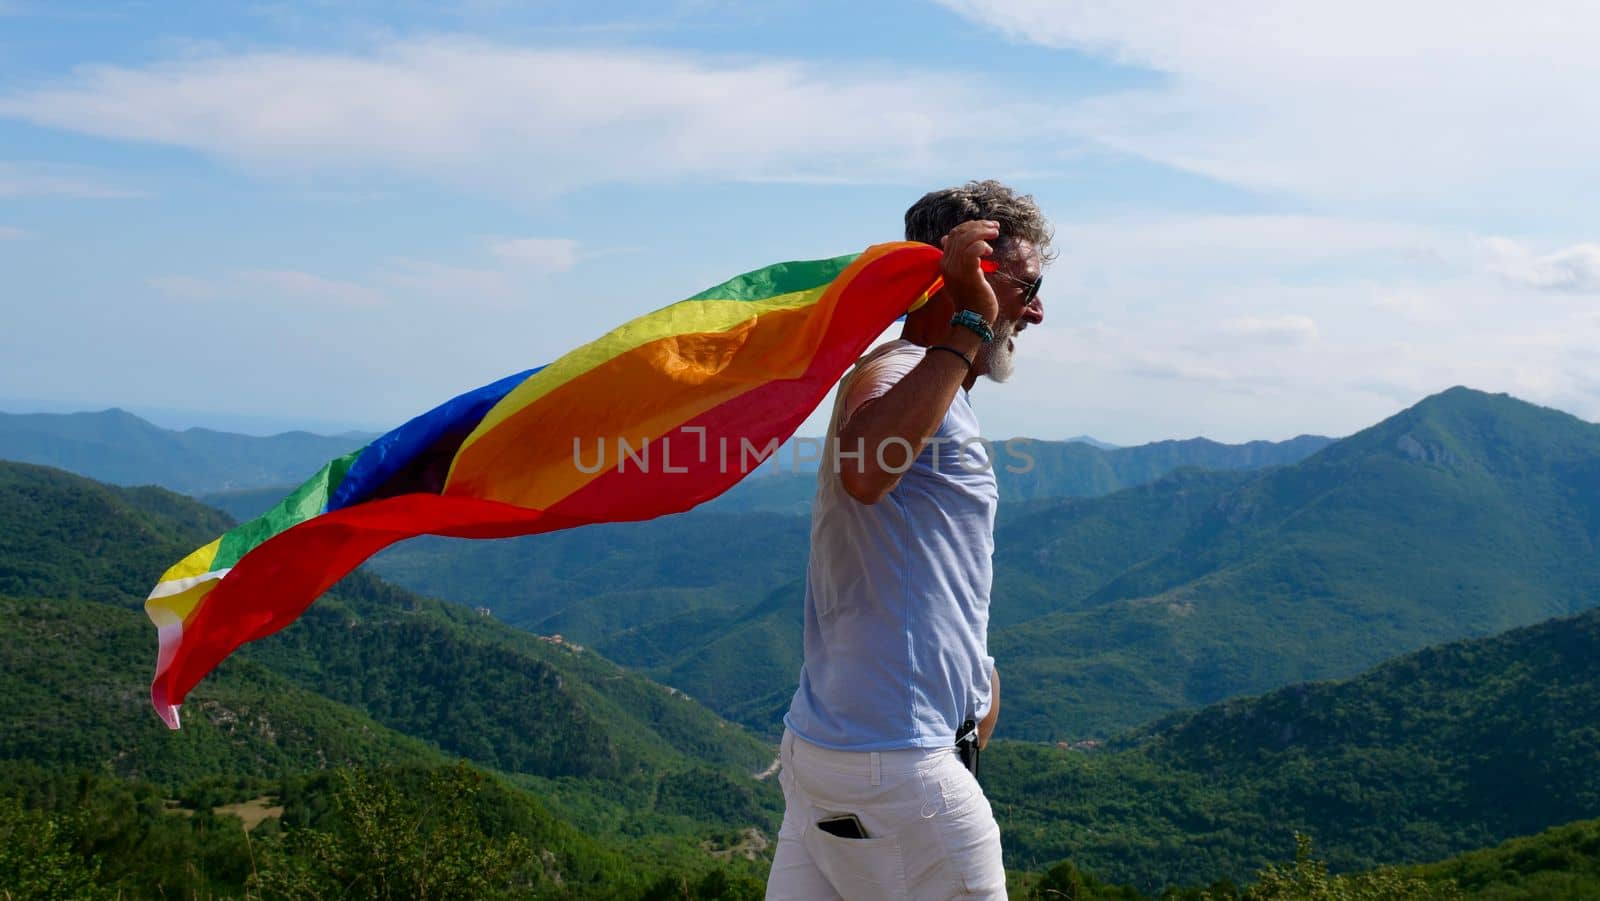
[767,180,1050,901]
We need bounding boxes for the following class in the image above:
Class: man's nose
[1022,297,1044,327]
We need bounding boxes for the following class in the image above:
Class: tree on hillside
[1231,834,1460,901]
[0,797,103,900]
[249,765,535,900]
[1028,859,1145,899]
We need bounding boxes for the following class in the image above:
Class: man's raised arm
[837,220,1000,505]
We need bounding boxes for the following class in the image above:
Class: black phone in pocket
[956,718,981,779]
[816,813,868,839]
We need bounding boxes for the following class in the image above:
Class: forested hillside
[4,389,1599,897]
[986,606,1600,889]
[995,387,1600,737]
[0,461,779,897]
[363,388,1600,744]
[1405,816,1600,898]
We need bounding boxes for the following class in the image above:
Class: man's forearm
[978,666,999,749]
[837,328,984,504]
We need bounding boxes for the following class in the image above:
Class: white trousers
[765,729,1006,900]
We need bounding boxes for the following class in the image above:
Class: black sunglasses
[989,268,1043,307]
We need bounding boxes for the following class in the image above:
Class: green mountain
[1012,814,1600,900]
[356,388,1599,744]
[200,435,1326,614]
[606,579,809,732]
[0,458,777,796]
[7,397,1600,896]
[0,408,371,494]
[364,512,808,638]
[1405,816,1600,898]
[995,387,1600,738]
[0,460,781,896]
[985,604,1600,891]
[0,461,234,607]
[606,469,1257,738]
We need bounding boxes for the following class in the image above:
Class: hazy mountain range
[0,408,374,495]
[1,405,1327,509]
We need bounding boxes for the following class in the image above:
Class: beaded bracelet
[950,309,995,343]
[929,344,974,368]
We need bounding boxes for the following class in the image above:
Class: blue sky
[2,0,1597,442]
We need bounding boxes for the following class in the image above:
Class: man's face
[978,239,1045,384]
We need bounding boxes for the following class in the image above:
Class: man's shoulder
[846,339,923,391]
[838,339,925,427]
[857,338,925,370]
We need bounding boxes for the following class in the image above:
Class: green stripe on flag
[685,254,858,302]
[212,448,364,570]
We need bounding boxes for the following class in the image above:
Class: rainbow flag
[145,242,947,728]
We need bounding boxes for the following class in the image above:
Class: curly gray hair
[904,179,1055,262]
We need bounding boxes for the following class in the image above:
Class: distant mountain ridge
[1,401,1328,516]
[359,387,1600,747]
[0,408,373,494]
[704,431,1331,514]
[12,390,1596,750]
[0,407,1323,517]
[994,386,1600,736]
[997,431,1333,502]
[1066,434,1120,450]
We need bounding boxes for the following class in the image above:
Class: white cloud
[0,226,26,239]
[1120,352,1243,386]
[489,237,581,273]
[937,1,1600,211]
[150,269,382,307]
[380,257,517,304]
[0,40,1059,193]
[149,247,567,315]
[1481,238,1600,294]
[999,295,1600,442]
[1220,315,1320,345]
[241,269,384,307]
[147,275,216,302]
[1371,287,1456,325]
[1037,213,1460,332]
[963,209,1600,442]
[0,161,142,198]
[1052,214,1448,272]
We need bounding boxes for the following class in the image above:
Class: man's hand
[978,666,999,749]
[939,219,1001,326]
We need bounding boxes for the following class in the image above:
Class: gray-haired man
[768,181,1050,900]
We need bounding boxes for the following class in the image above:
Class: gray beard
[979,318,1017,383]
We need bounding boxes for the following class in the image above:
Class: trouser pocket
[929,759,1006,897]
[804,827,910,901]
